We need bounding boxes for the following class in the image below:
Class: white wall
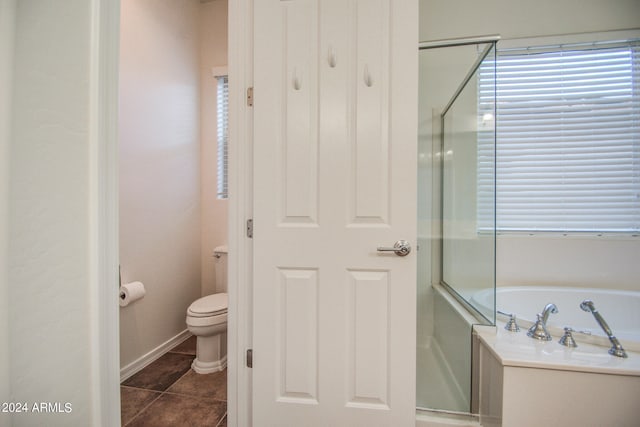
[7,1,95,424]
[0,1,15,423]
[119,0,202,368]
[419,0,640,292]
[420,0,640,42]
[200,0,229,297]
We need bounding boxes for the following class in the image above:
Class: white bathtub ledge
[474,324,640,377]
[474,325,640,427]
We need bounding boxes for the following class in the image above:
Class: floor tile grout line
[167,336,197,356]
[120,384,162,392]
[121,365,194,425]
[121,368,191,427]
[162,365,227,400]
[215,412,228,427]
[121,366,228,393]
[161,389,228,402]
[122,390,165,427]
[122,387,227,427]
[120,345,228,426]
[122,360,195,393]
[168,366,196,389]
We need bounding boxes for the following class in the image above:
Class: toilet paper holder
[119,281,146,307]
[118,266,146,306]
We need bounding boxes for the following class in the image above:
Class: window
[479,40,640,234]
[216,74,229,199]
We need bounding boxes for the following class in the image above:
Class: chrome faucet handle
[505,314,520,332]
[527,313,553,341]
[559,327,578,348]
[497,310,520,332]
[505,315,520,332]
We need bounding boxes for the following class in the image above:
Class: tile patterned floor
[121,336,227,427]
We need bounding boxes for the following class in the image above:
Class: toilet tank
[214,245,228,293]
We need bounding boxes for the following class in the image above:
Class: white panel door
[253,1,418,425]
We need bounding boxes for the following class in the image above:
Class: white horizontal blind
[217,75,229,199]
[479,41,640,234]
[477,54,497,233]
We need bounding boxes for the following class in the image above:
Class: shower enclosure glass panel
[441,43,496,324]
[416,40,496,414]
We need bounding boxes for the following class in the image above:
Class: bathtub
[473,286,640,352]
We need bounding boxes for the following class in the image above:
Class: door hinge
[246,87,254,107]
[246,349,253,368]
[246,219,253,238]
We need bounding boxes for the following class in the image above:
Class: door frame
[90,1,122,425]
[94,0,254,425]
[227,0,254,425]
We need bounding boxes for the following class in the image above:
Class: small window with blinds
[216,75,229,200]
[479,40,640,234]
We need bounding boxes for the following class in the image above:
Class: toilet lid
[188,293,228,317]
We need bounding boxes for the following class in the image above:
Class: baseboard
[120,329,192,382]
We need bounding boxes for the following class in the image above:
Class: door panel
[279,0,319,224]
[277,267,318,403]
[352,0,390,223]
[253,1,418,425]
[346,269,389,408]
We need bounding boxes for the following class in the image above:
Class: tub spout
[580,300,627,358]
[541,303,558,324]
[527,303,558,341]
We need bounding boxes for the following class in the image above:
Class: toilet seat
[187,293,228,318]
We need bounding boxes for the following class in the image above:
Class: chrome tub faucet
[527,303,558,341]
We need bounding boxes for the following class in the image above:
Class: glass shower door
[416,40,496,414]
[441,42,496,323]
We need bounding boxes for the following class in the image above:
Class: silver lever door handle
[377,240,411,257]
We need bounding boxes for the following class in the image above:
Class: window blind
[479,41,640,234]
[217,75,229,200]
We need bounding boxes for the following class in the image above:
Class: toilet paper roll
[119,281,146,307]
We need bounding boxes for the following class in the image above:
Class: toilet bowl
[186,293,228,373]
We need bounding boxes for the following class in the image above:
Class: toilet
[186,246,228,374]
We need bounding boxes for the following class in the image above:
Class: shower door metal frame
[419,34,500,50]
